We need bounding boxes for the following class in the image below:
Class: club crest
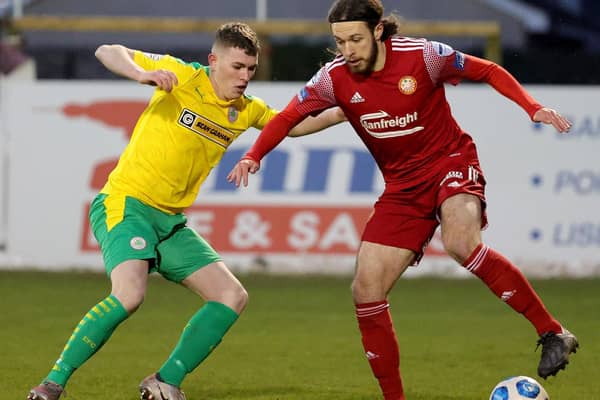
[228,106,238,123]
[398,76,417,95]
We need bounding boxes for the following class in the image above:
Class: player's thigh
[440,193,482,234]
[109,259,150,312]
[436,153,488,260]
[439,193,483,260]
[157,226,222,284]
[353,241,416,302]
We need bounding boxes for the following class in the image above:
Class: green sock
[158,301,239,387]
[46,294,128,387]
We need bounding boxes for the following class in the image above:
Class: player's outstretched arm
[288,107,347,137]
[533,107,572,134]
[95,44,178,92]
[228,104,307,187]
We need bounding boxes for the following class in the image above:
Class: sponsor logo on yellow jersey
[178,108,235,148]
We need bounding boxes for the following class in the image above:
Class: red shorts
[362,150,488,264]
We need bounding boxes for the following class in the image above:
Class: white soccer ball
[489,376,549,400]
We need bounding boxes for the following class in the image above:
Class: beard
[348,37,378,75]
[364,37,378,74]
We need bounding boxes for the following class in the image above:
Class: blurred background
[2,0,600,83]
[0,1,599,275]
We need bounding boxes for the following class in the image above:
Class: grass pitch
[2,270,598,399]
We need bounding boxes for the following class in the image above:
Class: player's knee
[443,234,479,265]
[351,277,383,303]
[234,285,249,313]
[217,284,249,314]
[350,279,362,299]
[112,290,145,314]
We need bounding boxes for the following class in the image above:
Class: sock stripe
[105,297,117,307]
[92,306,104,317]
[466,244,489,272]
[356,302,389,318]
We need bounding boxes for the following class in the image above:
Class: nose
[240,68,252,82]
[342,43,355,58]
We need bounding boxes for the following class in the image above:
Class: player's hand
[533,107,572,134]
[138,70,178,92]
[227,158,260,187]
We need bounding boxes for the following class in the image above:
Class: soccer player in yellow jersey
[27,22,345,400]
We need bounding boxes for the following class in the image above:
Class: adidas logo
[366,351,379,360]
[501,290,517,301]
[350,91,365,103]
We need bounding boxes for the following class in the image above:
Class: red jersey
[246,36,543,189]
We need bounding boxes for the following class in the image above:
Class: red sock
[356,300,405,400]
[463,244,562,335]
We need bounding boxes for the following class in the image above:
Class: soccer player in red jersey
[228,1,579,399]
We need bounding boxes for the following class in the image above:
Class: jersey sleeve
[423,41,543,120]
[295,66,338,116]
[248,96,279,130]
[133,50,200,86]
[422,41,464,86]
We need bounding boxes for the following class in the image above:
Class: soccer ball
[489,376,549,400]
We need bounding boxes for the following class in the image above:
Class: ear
[374,22,384,41]
[208,52,217,69]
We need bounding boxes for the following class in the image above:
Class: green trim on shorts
[89,193,221,283]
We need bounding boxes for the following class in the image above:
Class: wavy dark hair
[327,0,401,41]
[214,22,261,56]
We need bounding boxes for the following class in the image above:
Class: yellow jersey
[101,51,277,214]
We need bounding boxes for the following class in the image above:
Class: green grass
[2,271,598,399]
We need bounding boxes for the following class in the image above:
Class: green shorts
[89,193,221,283]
